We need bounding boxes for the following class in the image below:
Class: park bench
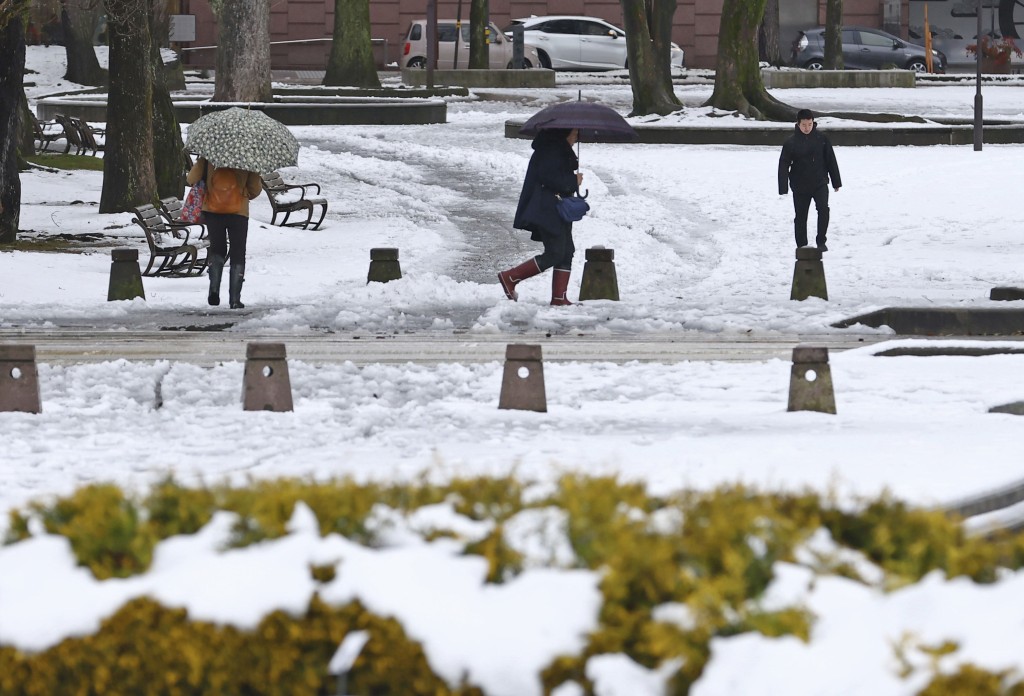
[31,113,67,153]
[159,196,207,234]
[131,203,209,277]
[53,114,87,156]
[261,170,328,230]
[69,116,104,156]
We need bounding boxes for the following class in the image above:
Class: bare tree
[99,0,156,213]
[211,0,271,102]
[705,0,794,120]
[759,0,781,65]
[149,0,187,198]
[823,0,843,69]
[1,0,30,243]
[61,0,106,85]
[619,0,682,116]
[324,0,380,88]
[468,0,488,69]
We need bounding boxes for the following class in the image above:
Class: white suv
[505,15,685,71]
[402,19,541,69]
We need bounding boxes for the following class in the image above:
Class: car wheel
[506,59,533,69]
[407,57,426,69]
[803,59,825,70]
[906,58,928,72]
[537,50,552,70]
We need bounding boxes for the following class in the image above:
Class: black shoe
[818,243,828,252]
[208,292,220,306]
[230,300,245,309]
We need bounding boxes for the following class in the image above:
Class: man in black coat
[779,109,842,251]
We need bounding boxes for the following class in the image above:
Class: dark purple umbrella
[519,101,639,143]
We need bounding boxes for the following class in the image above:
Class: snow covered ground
[5,46,1024,695]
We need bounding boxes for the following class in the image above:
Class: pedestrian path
[0,328,883,366]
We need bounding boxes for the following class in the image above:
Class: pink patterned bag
[181,179,206,223]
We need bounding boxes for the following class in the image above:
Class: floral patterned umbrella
[185,107,299,173]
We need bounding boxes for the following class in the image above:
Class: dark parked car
[792,26,947,73]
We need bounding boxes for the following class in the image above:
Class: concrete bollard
[787,345,836,414]
[107,248,146,302]
[791,247,827,301]
[0,344,42,414]
[989,287,1024,301]
[498,343,547,412]
[367,248,402,283]
[242,342,294,412]
[578,247,620,301]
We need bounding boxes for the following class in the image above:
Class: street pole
[974,0,983,151]
[427,0,437,89]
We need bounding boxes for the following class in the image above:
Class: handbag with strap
[181,179,206,223]
[555,189,590,223]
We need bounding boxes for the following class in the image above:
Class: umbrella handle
[578,188,589,200]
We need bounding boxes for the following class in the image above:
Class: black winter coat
[778,123,842,195]
[514,132,579,242]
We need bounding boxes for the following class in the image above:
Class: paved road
[0,327,885,365]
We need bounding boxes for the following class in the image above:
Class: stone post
[107,248,146,301]
[0,344,42,414]
[367,248,402,283]
[787,345,836,414]
[578,247,619,301]
[791,247,827,301]
[242,342,294,412]
[498,343,546,412]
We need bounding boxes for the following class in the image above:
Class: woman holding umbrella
[184,107,302,309]
[499,128,584,306]
[186,158,262,308]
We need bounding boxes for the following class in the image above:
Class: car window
[841,29,857,44]
[859,31,895,47]
[408,24,422,41]
[580,21,612,37]
[540,19,581,35]
[436,24,457,42]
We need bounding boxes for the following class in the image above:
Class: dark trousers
[792,185,830,248]
[203,212,249,266]
[535,224,575,271]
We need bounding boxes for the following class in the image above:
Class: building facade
[179,0,911,71]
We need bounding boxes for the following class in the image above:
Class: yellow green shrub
[917,663,1024,696]
[5,476,1024,696]
[0,595,479,696]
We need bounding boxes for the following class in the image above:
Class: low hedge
[3,476,1024,695]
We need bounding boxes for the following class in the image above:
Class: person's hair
[533,128,573,144]
[796,109,814,122]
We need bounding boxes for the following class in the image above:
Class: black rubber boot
[207,255,225,306]
[229,263,245,309]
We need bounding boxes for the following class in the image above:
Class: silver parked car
[791,26,947,73]
[504,15,684,71]
[402,19,541,69]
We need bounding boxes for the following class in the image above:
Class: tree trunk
[823,0,843,69]
[705,0,794,120]
[149,0,187,198]
[212,0,272,102]
[759,0,781,65]
[1,4,28,243]
[468,0,488,69]
[100,0,157,213]
[619,0,681,116]
[324,0,381,87]
[61,0,107,85]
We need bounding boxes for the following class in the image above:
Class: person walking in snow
[778,109,842,252]
[186,157,262,309]
[498,128,584,306]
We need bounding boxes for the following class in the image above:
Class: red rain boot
[550,268,573,306]
[498,258,542,301]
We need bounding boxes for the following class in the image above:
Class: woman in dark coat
[498,128,583,306]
